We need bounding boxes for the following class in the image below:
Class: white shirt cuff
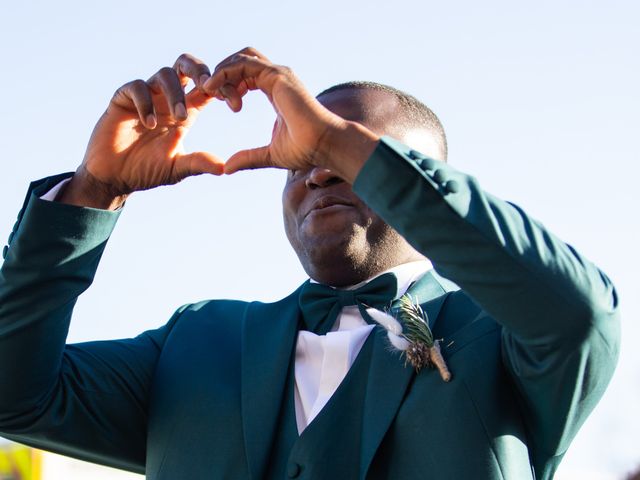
[40,178,72,202]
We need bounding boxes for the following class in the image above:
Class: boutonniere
[367,294,452,381]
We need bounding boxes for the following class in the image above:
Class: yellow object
[0,443,41,480]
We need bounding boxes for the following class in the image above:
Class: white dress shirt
[40,178,71,202]
[40,181,432,435]
[294,260,432,433]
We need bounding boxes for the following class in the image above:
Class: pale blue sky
[1,0,639,477]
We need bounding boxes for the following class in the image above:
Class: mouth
[305,196,355,218]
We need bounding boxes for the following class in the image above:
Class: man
[0,48,620,479]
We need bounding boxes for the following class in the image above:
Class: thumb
[174,151,225,180]
[224,146,272,175]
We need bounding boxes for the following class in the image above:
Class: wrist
[317,120,380,184]
[57,167,128,211]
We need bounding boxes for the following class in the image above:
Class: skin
[58,48,441,286]
[283,88,441,286]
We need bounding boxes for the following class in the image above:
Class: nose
[304,167,344,189]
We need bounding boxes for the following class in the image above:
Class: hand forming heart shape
[58,48,379,211]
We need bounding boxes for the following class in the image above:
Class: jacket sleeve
[352,136,621,480]
[0,174,185,474]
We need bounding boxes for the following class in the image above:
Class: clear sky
[1,0,638,478]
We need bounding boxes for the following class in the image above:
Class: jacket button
[419,158,435,171]
[7,231,14,244]
[2,245,8,259]
[408,149,424,160]
[445,180,460,194]
[287,462,301,478]
[433,169,446,184]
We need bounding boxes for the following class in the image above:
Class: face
[282,88,439,286]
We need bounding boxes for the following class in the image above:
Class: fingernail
[146,114,157,128]
[225,98,233,109]
[175,103,187,120]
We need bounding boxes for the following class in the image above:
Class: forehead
[317,88,403,136]
[317,88,442,160]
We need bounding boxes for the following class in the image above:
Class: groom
[0,48,620,479]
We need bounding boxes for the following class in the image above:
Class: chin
[304,236,353,263]
[299,234,372,284]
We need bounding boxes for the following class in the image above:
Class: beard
[289,218,421,287]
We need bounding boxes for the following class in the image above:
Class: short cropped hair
[317,81,448,161]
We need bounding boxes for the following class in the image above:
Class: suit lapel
[241,286,302,480]
[359,270,456,479]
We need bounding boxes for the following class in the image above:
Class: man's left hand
[204,47,380,183]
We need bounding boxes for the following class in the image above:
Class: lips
[305,195,355,218]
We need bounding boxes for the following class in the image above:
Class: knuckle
[276,65,292,76]
[176,52,191,63]
[264,65,279,78]
[158,66,174,77]
[129,79,147,90]
[233,52,254,63]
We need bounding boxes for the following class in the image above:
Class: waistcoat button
[287,462,301,478]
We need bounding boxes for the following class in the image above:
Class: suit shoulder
[182,298,249,312]
[438,290,494,338]
[177,287,301,319]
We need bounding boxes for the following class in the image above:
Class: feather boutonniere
[366,294,452,381]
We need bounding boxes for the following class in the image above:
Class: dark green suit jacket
[0,137,620,479]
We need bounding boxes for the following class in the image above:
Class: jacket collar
[241,286,303,480]
[359,270,456,479]
[240,271,457,480]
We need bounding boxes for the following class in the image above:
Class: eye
[287,167,311,182]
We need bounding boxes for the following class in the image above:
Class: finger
[224,146,273,174]
[214,78,253,112]
[204,55,275,98]
[213,47,271,72]
[205,47,270,102]
[147,67,188,121]
[219,84,243,112]
[173,53,212,90]
[185,86,216,111]
[174,151,225,179]
[111,79,157,129]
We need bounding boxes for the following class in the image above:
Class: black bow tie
[298,273,398,335]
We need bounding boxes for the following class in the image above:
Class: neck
[307,252,427,287]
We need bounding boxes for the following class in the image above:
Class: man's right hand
[59,54,224,210]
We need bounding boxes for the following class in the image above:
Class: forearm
[353,137,619,344]
[57,165,128,210]
[353,137,621,475]
[0,174,120,417]
[0,179,187,470]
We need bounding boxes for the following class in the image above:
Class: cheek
[358,203,379,225]
[282,185,301,239]
[363,210,393,237]
[281,186,296,220]
[282,176,308,215]
[282,206,305,258]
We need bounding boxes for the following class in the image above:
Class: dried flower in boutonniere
[366,294,452,381]
[396,295,451,381]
